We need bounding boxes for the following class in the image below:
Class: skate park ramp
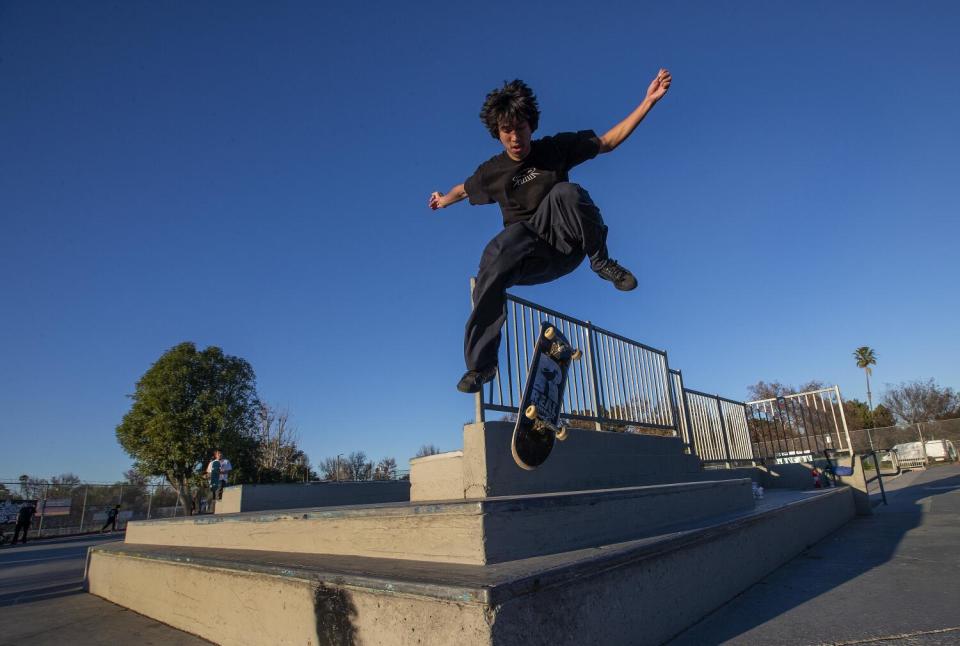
[87,421,859,645]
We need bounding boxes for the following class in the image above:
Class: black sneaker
[457,366,497,393]
[594,258,637,291]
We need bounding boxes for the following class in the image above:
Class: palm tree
[853,347,877,411]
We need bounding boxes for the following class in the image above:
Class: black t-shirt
[17,505,35,523]
[464,130,601,227]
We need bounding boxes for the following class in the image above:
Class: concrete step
[411,421,706,501]
[87,487,856,646]
[123,479,753,565]
[216,480,410,514]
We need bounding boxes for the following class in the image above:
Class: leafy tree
[853,347,878,411]
[842,399,869,431]
[115,342,261,515]
[882,379,960,424]
[871,404,895,428]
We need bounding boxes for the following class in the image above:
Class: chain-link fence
[845,418,960,468]
[0,480,189,543]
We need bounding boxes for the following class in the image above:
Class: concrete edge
[89,487,851,607]
[487,487,853,604]
[132,480,752,529]
[88,544,492,605]
[409,450,464,465]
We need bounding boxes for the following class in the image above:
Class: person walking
[100,504,121,533]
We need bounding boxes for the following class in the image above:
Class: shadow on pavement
[668,467,960,645]
[0,581,84,607]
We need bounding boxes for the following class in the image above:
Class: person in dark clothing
[13,502,36,544]
[100,504,120,533]
[429,69,672,392]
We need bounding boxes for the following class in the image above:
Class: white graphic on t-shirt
[512,168,540,188]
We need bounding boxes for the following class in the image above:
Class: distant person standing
[217,451,232,495]
[100,504,120,533]
[206,449,232,509]
[13,501,36,544]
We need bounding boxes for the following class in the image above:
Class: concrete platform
[87,487,855,646]
[122,479,754,565]
[215,480,410,514]
[410,421,705,501]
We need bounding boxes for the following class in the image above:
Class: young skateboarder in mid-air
[429,69,672,393]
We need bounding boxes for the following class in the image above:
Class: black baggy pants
[464,182,609,371]
[13,521,30,544]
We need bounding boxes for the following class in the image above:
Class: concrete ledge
[216,480,410,514]
[411,421,704,501]
[88,488,855,645]
[409,451,463,502]
[124,480,753,565]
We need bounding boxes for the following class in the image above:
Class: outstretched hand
[646,69,672,102]
[429,191,443,210]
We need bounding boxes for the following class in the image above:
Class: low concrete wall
[88,548,492,646]
[409,451,463,501]
[490,488,856,645]
[464,421,704,498]
[216,481,410,514]
[411,421,704,501]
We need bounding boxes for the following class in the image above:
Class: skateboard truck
[524,404,569,441]
[544,326,582,363]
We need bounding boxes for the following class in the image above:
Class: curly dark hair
[479,79,540,139]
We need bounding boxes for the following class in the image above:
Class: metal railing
[747,386,852,462]
[860,451,889,506]
[682,389,754,467]
[477,291,679,435]
[469,290,866,472]
[669,369,693,452]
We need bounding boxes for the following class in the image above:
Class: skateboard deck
[511,322,581,470]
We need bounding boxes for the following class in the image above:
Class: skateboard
[511,322,582,470]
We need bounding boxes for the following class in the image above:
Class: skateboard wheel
[556,427,568,441]
[544,326,556,340]
[571,349,582,361]
[524,405,538,421]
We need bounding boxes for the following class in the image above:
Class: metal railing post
[585,321,603,431]
[834,385,853,453]
[79,486,88,533]
[664,359,680,439]
[469,278,486,425]
[146,482,155,520]
[872,452,888,505]
[716,396,733,467]
[682,389,697,456]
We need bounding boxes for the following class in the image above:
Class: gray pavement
[0,532,208,645]
[668,464,960,646]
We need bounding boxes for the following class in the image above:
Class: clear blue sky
[2,1,958,482]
